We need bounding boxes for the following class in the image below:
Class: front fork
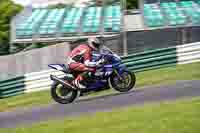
[113,63,129,82]
[113,69,123,81]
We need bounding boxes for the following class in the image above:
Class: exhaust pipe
[50,75,77,90]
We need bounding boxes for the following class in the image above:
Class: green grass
[0,62,200,112]
[137,62,200,87]
[1,97,200,132]
[0,90,53,112]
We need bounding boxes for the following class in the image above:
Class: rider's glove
[96,58,105,67]
[84,60,97,67]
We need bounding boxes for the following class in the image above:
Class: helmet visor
[92,42,101,49]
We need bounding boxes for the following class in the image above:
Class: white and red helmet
[88,37,102,51]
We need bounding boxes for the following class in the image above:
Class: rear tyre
[109,71,136,92]
[51,81,78,104]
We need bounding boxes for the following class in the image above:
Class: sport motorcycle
[48,47,136,104]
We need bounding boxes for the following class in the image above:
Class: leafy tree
[0,0,23,55]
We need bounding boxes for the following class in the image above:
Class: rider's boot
[72,75,86,89]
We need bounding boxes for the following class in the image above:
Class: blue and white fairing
[48,64,74,79]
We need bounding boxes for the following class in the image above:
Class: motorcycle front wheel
[109,71,136,92]
[51,81,78,104]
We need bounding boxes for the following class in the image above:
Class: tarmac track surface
[0,80,200,128]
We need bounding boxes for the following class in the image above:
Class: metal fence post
[122,0,128,56]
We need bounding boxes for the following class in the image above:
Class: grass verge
[0,62,200,112]
[1,97,200,132]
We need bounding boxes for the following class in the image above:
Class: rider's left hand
[96,58,105,66]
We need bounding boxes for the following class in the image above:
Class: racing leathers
[67,44,103,89]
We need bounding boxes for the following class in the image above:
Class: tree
[0,0,23,55]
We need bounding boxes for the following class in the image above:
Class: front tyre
[109,71,136,92]
[51,81,78,104]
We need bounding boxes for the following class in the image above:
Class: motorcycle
[48,47,136,104]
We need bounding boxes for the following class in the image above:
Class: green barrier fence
[121,46,177,72]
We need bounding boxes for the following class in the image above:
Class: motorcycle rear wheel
[51,81,78,104]
[109,71,136,92]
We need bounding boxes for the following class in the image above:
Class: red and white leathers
[67,44,97,89]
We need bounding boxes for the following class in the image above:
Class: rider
[67,37,104,89]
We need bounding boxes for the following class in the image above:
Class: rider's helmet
[88,37,102,51]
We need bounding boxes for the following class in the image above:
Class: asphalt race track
[0,80,200,128]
